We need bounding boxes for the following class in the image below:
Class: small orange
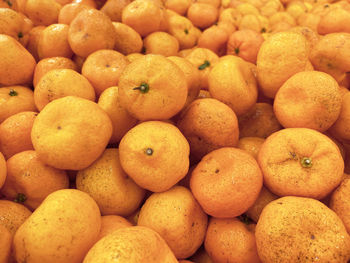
[197,25,229,56]
[190,147,263,218]
[112,22,143,55]
[0,86,37,123]
[164,0,191,15]
[97,215,132,240]
[122,0,162,37]
[237,137,265,159]
[205,217,260,263]
[177,98,239,162]
[58,3,94,25]
[0,111,37,159]
[26,26,46,61]
[187,3,219,30]
[318,7,350,35]
[81,49,129,96]
[24,0,61,26]
[97,86,137,144]
[33,56,77,87]
[119,121,190,192]
[330,92,350,142]
[34,69,96,111]
[2,150,69,210]
[258,128,344,199]
[0,200,32,235]
[68,9,116,58]
[37,23,73,59]
[143,31,179,57]
[238,102,282,138]
[100,0,131,22]
[118,54,187,121]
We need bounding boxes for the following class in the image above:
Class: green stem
[133,83,149,94]
[14,193,27,203]
[198,60,210,70]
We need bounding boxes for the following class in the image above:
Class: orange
[166,12,200,50]
[190,147,263,218]
[118,54,187,121]
[112,22,143,55]
[24,0,61,26]
[237,137,265,159]
[164,0,191,15]
[143,31,179,57]
[126,53,144,63]
[310,32,350,83]
[76,148,146,216]
[119,121,190,192]
[318,7,350,35]
[34,69,96,111]
[0,225,11,263]
[33,56,77,87]
[297,12,321,32]
[177,98,239,162]
[330,176,350,233]
[246,186,278,222]
[26,26,45,61]
[0,86,36,123]
[0,152,5,189]
[0,111,37,159]
[273,71,342,132]
[2,150,69,210]
[58,3,94,25]
[205,217,260,263]
[238,102,282,138]
[258,128,344,199]
[0,34,36,86]
[37,23,73,59]
[100,0,131,22]
[81,49,129,96]
[197,25,229,56]
[238,14,262,33]
[83,226,178,263]
[97,86,137,144]
[13,189,101,263]
[138,186,208,259]
[208,55,258,116]
[259,0,284,17]
[167,56,200,109]
[256,196,350,262]
[187,3,219,30]
[0,200,32,235]
[122,0,163,37]
[330,92,350,142]
[186,47,219,90]
[219,8,242,28]
[257,31,311,98]
[97,215,132,240]
[31,96,112,170]
[226,29,264,64]
[68,9,116,58]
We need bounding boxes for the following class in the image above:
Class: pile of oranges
[1,0,350,262]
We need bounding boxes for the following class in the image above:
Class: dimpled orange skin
[0,152,6,189]
[112,22,143,55]
[208,55,258,116]
[256,196,350,263]
[257,31,311,98]
[31,96,113,170]
[190,147,263,218]
[137,186,208,259]
[238,102,282,138]
[34,69,96,111]
[97,215,133,241]
[330,92,350,142]
[81,49,129,96]
[97,86,138,144]
[177,98,239,162]
[83,226,178,263]
[119,121,190,193]
[330,177,350,233]
[13,189,102,263]
[0,200,32,235]
[0,86,37,124]
[258,128,344,200]
[33,57,77,87]
[68,9,116,58]
[76,148,146,216]
[0,112,37,159]
[118,54,188,121]
[274,71,342,132]
[204,218,261,263]
[2,150,69,210]
[0,35,36,86]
